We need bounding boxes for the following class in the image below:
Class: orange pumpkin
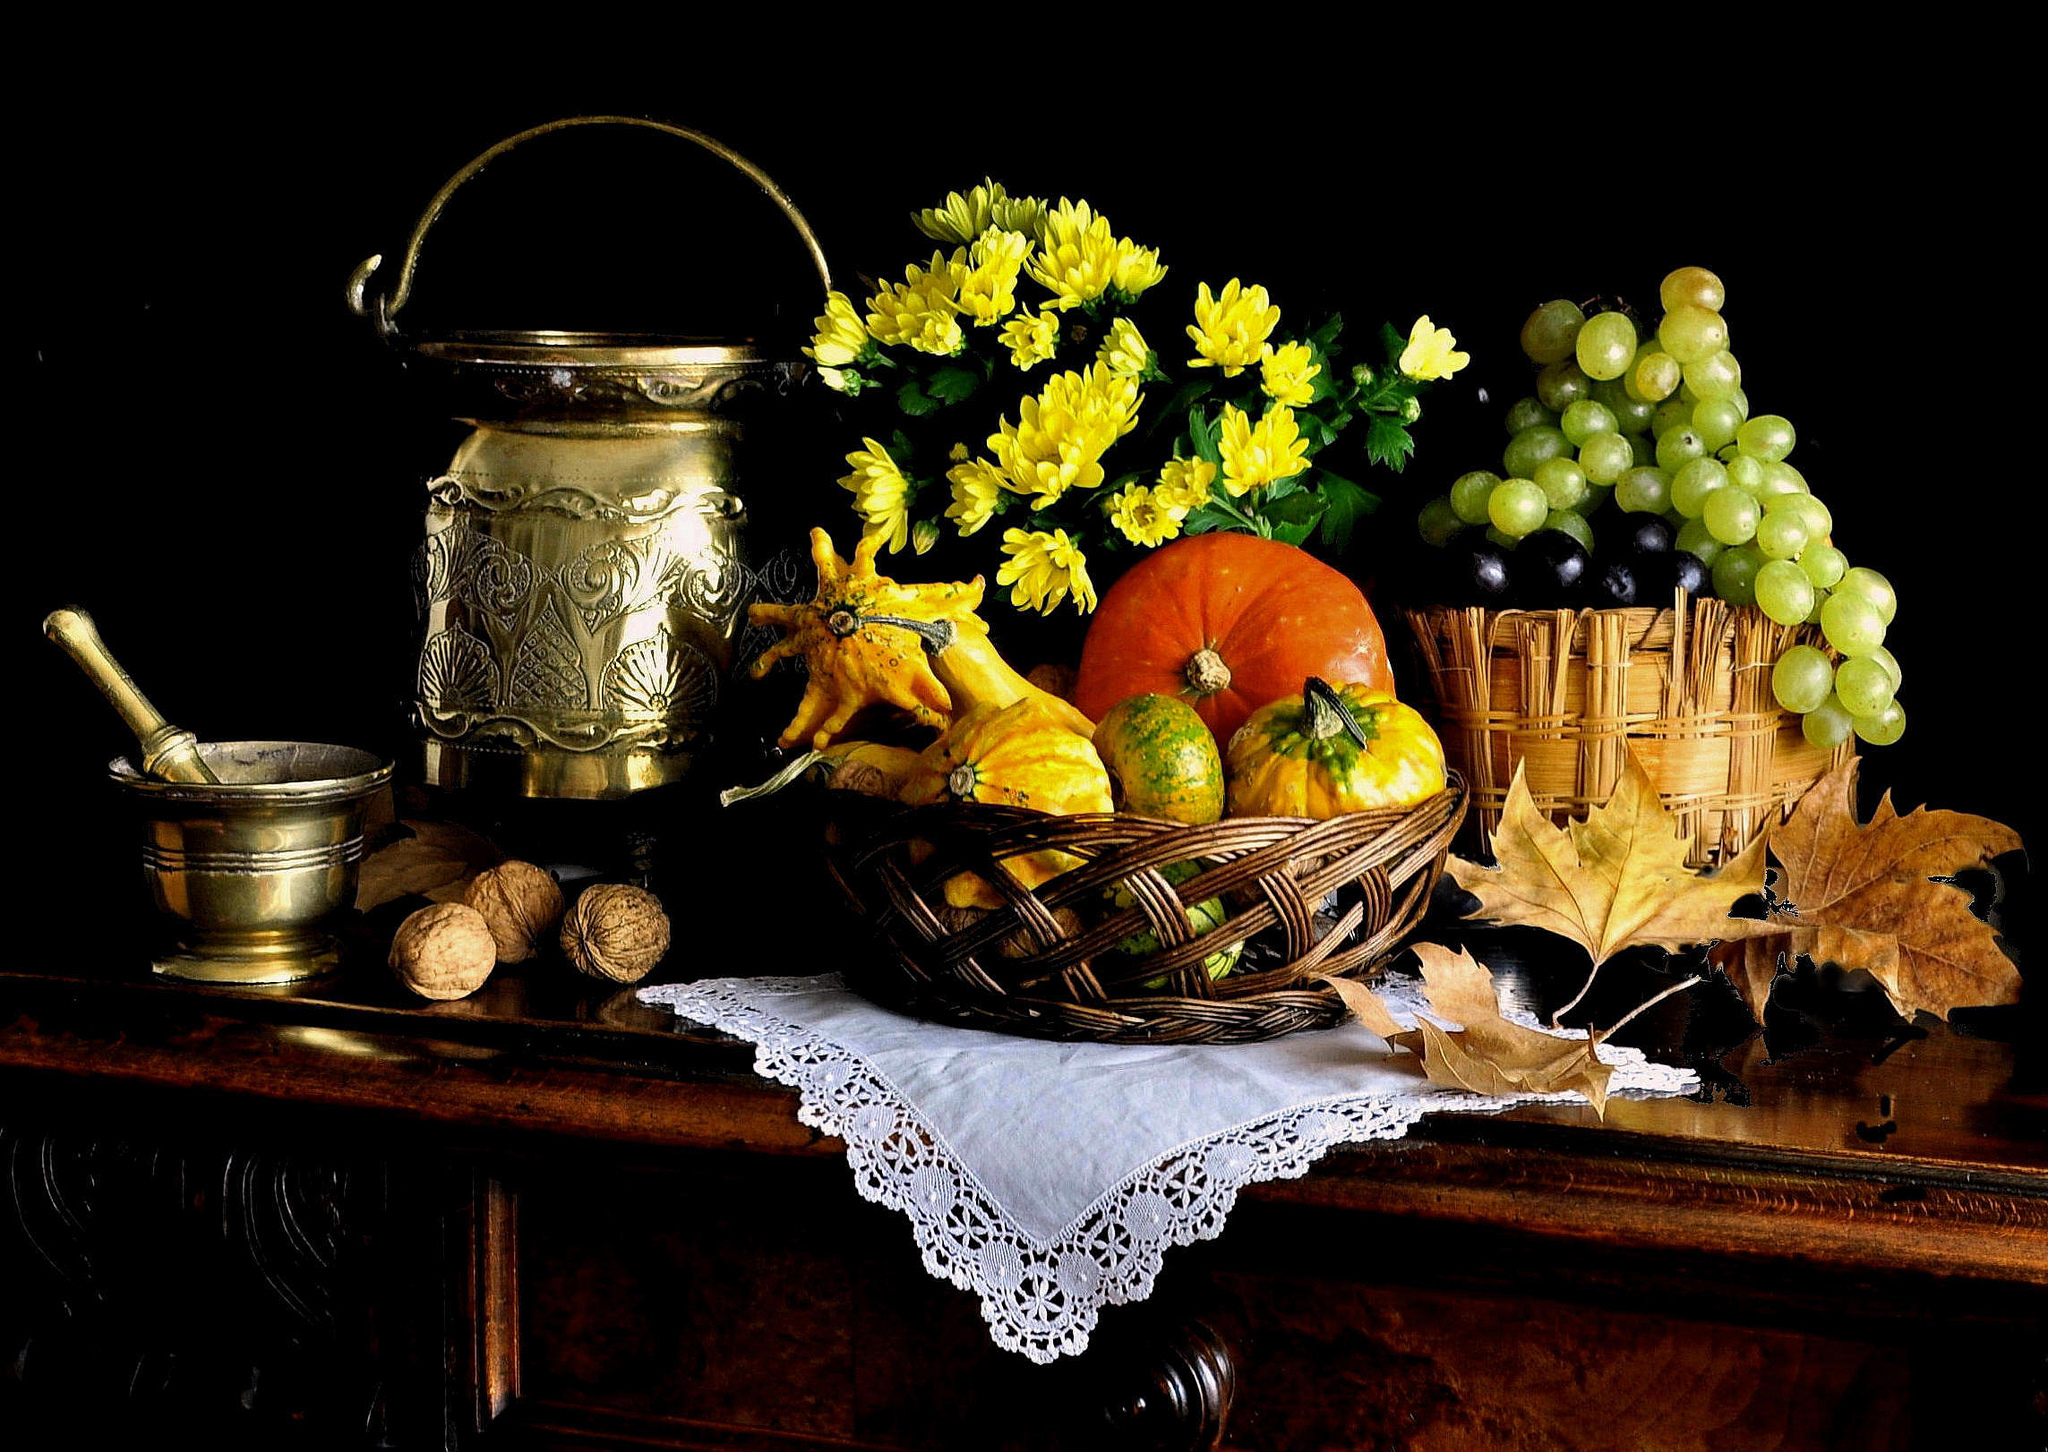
[1073,534,1394,749]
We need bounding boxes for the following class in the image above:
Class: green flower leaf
[1316,471,1382,553]
[1270,518,1318,546]
[897,380,940,417]
[1263,489,1329,526]
[1365,417,1415,473]
[928,366,980,405]
[1308,313,1345,351]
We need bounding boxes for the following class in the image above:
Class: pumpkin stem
[1184,646,1233,695]
[1302,677,1372,747]
[826,609,860,639]
[945,764,979,800]
[862,613,958,655]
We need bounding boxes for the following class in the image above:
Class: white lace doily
[638,972,1696,1364]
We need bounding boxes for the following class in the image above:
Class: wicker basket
[1403,593,1851,867]
[825,777,1467,1044]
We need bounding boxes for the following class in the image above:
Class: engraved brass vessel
[348,117,829,799]
[112,742,393,984]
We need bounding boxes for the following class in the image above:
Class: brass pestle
[43,607,220,785]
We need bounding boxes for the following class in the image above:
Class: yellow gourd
[1226,678,1446,819]
[901,699,1114,908]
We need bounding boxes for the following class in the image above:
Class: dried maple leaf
[1709,759,2022,1024]
[1450,749,1767,1020]
[1325,945,1699,1120]
[355,819,504,911]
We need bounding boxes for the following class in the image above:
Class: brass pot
[349,117,830,799]
[113,741,393,984]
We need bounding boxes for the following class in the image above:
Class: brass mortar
[111,741,393,984]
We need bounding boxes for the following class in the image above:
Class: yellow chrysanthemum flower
[1218,403,1311,496]
[804,290,870,369]
[952,227,1031,326]
[987,363,1143,508]
[839,437,916,553]
[1000,308,1061,370]
[1399,315,1470,381]
[948,442,972,463]
[1186,279,1281,376]
[1108,484,1184,548]
[1027,198,1121,311]
[992,193,1047,239]
[1153,457,1217,513]
[1260,340,1321,408]
[1111,238,1167,298]
[1098,317,1152,377]
[944,458,1007,536]
[912,520,941,556]
[912,179,1009,246]
[997,527,1098,615]
[867,252,966,357]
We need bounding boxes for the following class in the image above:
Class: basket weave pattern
[1403,593,1851,866]
[827,778,1466,1044]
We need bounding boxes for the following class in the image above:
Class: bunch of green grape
[1415,266,1903,749]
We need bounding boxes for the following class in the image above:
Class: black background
[18,56,2036,936]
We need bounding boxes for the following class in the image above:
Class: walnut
[389,901,496,1000]
[560,883,671,984]
[463,860,563,963]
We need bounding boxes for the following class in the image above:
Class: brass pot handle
[347,115,832,341]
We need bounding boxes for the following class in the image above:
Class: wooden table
[4,921,2043,1450]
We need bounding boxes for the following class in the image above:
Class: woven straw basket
[826,777,1466,1044]
[1403,592,1851,867]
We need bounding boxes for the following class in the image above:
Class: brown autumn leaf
[1450,748,1767,1020]
[355,819,505,911]
[1324,946,1698,1119]
[1708,759,2022,1024]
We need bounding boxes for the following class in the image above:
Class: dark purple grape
[1636,550,1710,598]
[1625,516,1674,555]
[1516,529,1591,606]
[1449,541,1512,606]
[1668,551,1708,595]
[1589,559,1639,608]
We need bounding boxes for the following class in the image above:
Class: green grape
[1867,645,1903,693]
[1610,391,1658,435]
[1692,396,1743,450]
[1675,516,1726,564]
[1449,470,1502,525]
[1805,589,1829,624]
[1725,454,1767,492]
[1660,266,1726,312]
[1560,400,1619,445]
[1417,496,1466,546]
[1504,397,1556,435]
[1658,305,1729,363]
[1503,426,1572,480]
[1537,359,1595,411]
[1754,560,1815,624]
[1488,477,1549,536]
[1729,387,1750,420]
[1853,700,1906,746]
[1578,432,1634,485]
[1837,566,1896,624]
[1711,545,1764,606]
[1762,459,1807,493]
[1678,378,1699,404]
[1534,457,1590,510]
[1520,300,1585,365]
[1802,544,1851,589]
[1802,695,1854,750]
[1834,656,1896,716]
[1755,510,1810,560]
[1669,456,1728,516]
[1615,465,1671,514]
[1771,645,1833,713]
[1629,350,1683,402]
[1484,526,1519,549]
[1656,425,1708,472]
[1820,591,1885,655]
[1684,349,1742,401]
[1704,487,1762,545]
[1735,414,1796,461]
[1651,397,1695,437]
[1577,311,1639,381]
[1545,508,1596,552]
[1789,494,1834,539]
[1582,483,1614,515]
